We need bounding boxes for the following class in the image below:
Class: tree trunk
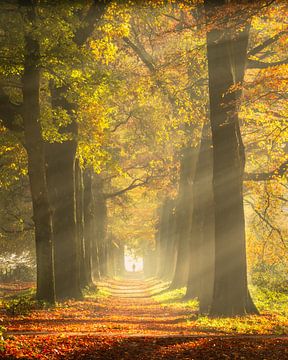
[157,198,173,279]
[22,27,55,303]
[43,1,108,297]
[83,168,95,284]
[162,199,177,280]
[106,235,115,276]
[46,140,81,300]
[170,147,198,288]
[204,0,258,316]
[185,121,214,314]
[75,159,90,288]
[117,243,125,276]
[93,174,107,278]
[155,207,162,276]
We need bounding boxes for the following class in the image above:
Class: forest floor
[0,277,287,359]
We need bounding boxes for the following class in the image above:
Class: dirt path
[1,278,288,359]
[3,278,198,336]
[94,277,199,336]
[4,278,287,338]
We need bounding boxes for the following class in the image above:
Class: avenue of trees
[0,0,287,317]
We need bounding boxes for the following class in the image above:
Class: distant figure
[132,264,136,272]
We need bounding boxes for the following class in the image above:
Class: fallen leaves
[1,335,288,360]
[1,279,287,359]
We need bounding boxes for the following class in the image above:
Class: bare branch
[104,176,151,199]
[245,198,287,248]
[247,58,288,69]
[110,112,132,133]
[244,159,288,181]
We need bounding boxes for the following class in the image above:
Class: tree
[21,2,55,302]
[1,0,286,310]
[44,1,110,299]
[185,120,214,313]
[170,147,197,288]
[204,0,258,316]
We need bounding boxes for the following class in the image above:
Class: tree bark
[185,121,214,314]
[93,174,107,278]
[22,23,55,303]
[46,139,81,300]
[83,168,95,284]
[204,0,258,316]
[45,86,81,299]
[43,1,109,299]
[75,159,90,288]
[170,147,198,288]
[163,202,177,280]
[157,198,174,279]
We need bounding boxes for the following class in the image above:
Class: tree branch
[247,58,288,69]
[247,31,287,57]
[110,112,132,133]
[123,36,177,108]
[123,36,155,73]
[104,177,151,199]
[245,198,286,248]
[73,0,110,46]
[244,159,288,181]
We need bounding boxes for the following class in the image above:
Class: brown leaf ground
[0,278,287,359]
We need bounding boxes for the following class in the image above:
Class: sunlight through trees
[0,1,287,357]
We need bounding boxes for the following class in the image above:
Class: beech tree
[22,6,55,303]
[204,0,258,316]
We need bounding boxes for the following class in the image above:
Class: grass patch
[153,286,198,311]
[153,287,186,303]
[250,285,288,316]
[84,285,111,299]
[194,314,288,335]
[1,294,50,316]
[153,284,288,335]
[96,287,111,298]
[0,287,51,316]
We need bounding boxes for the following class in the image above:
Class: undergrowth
[1,294,50,316]
[153,284,288,335]
[83,286,111,299]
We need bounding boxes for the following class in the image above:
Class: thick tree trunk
[46,140,81,300]
[45,80,82,300]
[22,30,55,303]
[185,121,214,313]
[204,0,258,316]
[43,1,108,297]
[170,147,198,289]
